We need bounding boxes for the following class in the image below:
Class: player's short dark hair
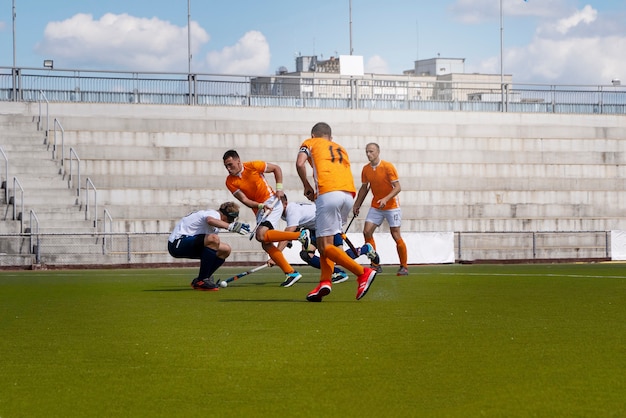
[311,122,331,138]
[222,149,240,161]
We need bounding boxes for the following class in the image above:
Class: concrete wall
[2,101,626,263]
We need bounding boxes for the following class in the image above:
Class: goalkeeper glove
[228,221,251,235]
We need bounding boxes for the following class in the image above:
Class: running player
[223,149,303,287]
[353,142,408,276]
[296,122,378,301]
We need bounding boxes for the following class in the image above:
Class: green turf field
[1,263,624,417]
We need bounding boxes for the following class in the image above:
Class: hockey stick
[249,198,280,240]
[341,214,358,255]
[216,263,269,287]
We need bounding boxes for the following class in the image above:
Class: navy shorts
[168,235,205,259]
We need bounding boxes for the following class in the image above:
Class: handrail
[103,208,113,254]
[0,146,8,203]
[29,209,40,264]
[38,90,49,141]
[52,118,65,163]
[12,176,24,232]
[68,147,81,197]
[85,177,97,229]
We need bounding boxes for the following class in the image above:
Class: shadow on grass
[219,299,307,303]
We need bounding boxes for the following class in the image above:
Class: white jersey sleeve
[168,209,221,242]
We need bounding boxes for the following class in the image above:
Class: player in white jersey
[168,201,250,291]
[273,195,376,283]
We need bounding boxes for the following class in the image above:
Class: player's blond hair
[219,201,240,221]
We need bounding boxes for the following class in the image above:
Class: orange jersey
[361,160,400,210]
[225,161,274,213]
[299,137,356,197]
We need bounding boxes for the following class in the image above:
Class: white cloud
[472,5,626,84]
[365,55,389,74]
[34,13,209,72]
[554,5,597,34]
[507,35,626,84]
[205,31,270,75]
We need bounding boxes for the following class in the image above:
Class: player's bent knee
[217,243,231,258]
[300,250,312,263]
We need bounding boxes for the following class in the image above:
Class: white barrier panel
[282,231,455,265]
[610,230,626,260]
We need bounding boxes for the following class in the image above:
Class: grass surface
[1,263,625,417]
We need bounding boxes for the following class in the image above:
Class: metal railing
[0,146,8,204]
[2,66,626,115]
[11,176,24,232]
[68,147,80,198]
[52,118,64,162]
[29,210,40,264]
[0,230,617,268]
[37,90,49,139]
[85,177,97,229]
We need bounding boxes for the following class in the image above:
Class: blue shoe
[281,271,302,287]
[331,270,349,284]
[362,243,380,265]
[298,229,313,251]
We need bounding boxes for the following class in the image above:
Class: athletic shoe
[397,266,409,276]
[356,267,377,300]
[371,264,383,274]
[306,280,332,302]
[298,229,313,251]
[191,276,219,291]
[281,271,302,287]
[331,270,349,284]
[362,243,380,264]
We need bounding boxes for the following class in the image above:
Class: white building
[251,56,513,103]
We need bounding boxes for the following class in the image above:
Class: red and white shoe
[356,267,377,300]
[306,280,332,302]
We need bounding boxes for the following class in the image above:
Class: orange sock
[397,238,407,267]
[319,255,334,282]
[265,246,294,273]
[324,245,364,276]
[264,230,300,243]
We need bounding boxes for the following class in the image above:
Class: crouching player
[168,202,250,291]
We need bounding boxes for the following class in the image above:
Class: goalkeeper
[168,201,250,291]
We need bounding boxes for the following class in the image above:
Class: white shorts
[315,191,354,237]
[365,207,402,228]
[257,197,283,229]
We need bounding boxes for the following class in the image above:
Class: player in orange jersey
[353,142,408,276]
[223,149,303,287]
[296,122,378,301]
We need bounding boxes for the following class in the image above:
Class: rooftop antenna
[349,0,353,55]
[415,19,419,63]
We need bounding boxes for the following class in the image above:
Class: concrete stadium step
[83,175,225,189]
[405,217,626,232]
[0,254,34,267]
[397,162,626,178]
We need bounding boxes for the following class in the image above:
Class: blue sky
[1,0,625,85]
